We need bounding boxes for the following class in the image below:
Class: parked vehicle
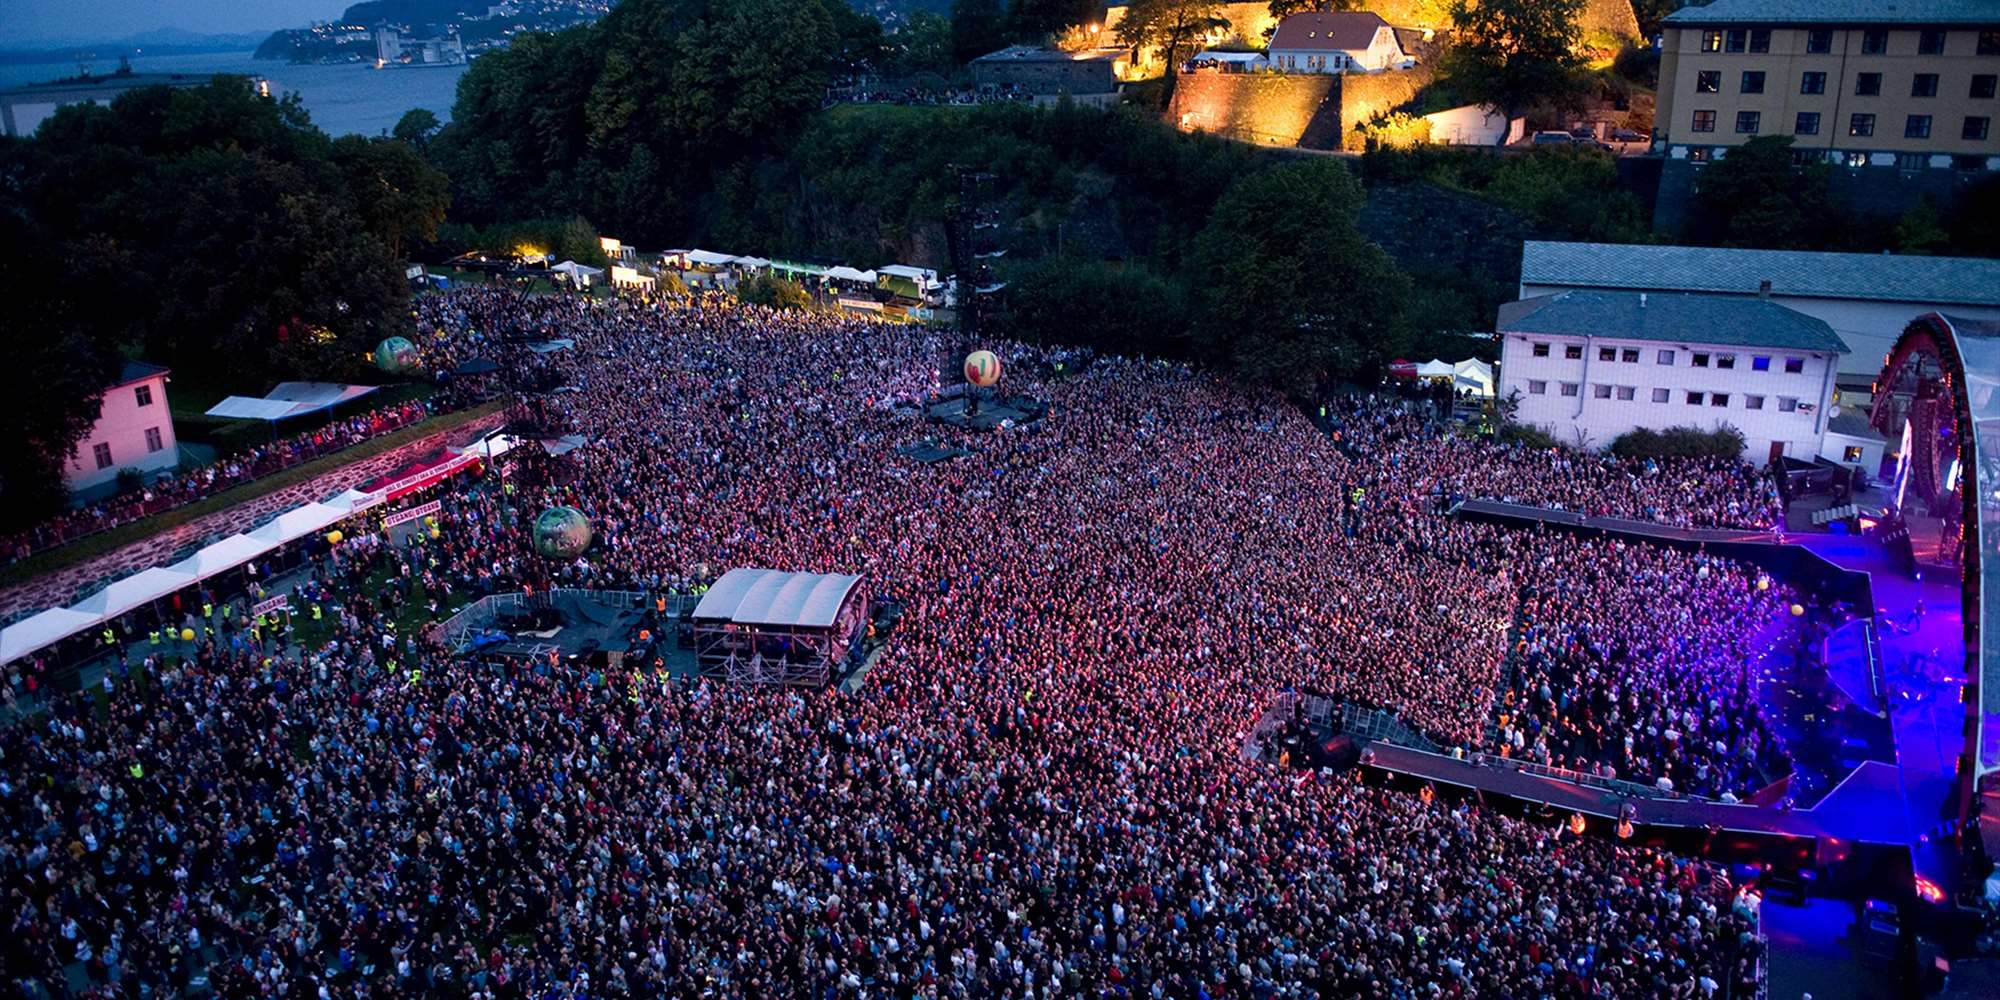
[1531,131,1576,146]
[1610,127,1650,143]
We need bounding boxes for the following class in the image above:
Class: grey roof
[1664,0,2000,26]
[971,45,1118,64]
[1498,291,1851,353]
[1520,241,2000,308]
[691,568,865,629]
[1826,409,1888,441]
[110,361,169,388]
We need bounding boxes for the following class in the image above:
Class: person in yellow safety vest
[128,762,143,779]
[405,667,421,687]
[311,604,322,621]
[101,628,115,647]
[202,602,212,620]
[148,630,160,646]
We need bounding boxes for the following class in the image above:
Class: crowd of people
[1,290,1782,997]
[1,400,438,566]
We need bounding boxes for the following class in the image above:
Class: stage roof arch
[1871,312,1998,784]
[691,568,866,629]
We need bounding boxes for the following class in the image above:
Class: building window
[1690,147,1713,163]
[1843,445,1865,462]
[1696,70,1721,94]
[1905,115,1932,139]
[1896,151,1930,171]
[134,384,152,407]
[1966,116,1992,141]
[1849,113,1876,137]
[1807,30,1833,54]
[1855,73,1881,96]
[144,427,164,453]
[1860,29,1888,55]
[1725,29,1747,53]
[1711,393,1729,407]
[1974,75,1998,100]
[1616,385,1637,401]
[1778,396,1800,412]
[1741,70,1765,94]
[1749,29,1770,53]
[1621,348,1640,362]
[1686,391,1704,405]
[1653,387,1671,403]
[92,442,112,469]
[1528,379,1548,394]
[1692,110,1717,133]
[1919,29,1947,55]
[1800,71,1826,95]
[1692,352,1711,367]
[1981,30,2000,55]
[1795,112,1821,135]
[1598,347,1616,361]
[1912,73,1938,98]
[1560,382,1580,397]
[1532,341,1550,357]
[1844,150,1871,168]
[1716,354,1736,369]
[1746,395,1765,410]
[1784,357,1805,373]
[1752,355,1771,371]
[1564,344,1583,360]
[1736,111,1762,134]
[1657,349,1676,365]
[1594,383,1613,399]
[1701,30,1723,53]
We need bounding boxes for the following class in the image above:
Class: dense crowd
[1,401,437,566]
[1,291,1779,997]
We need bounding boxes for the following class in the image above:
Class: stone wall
[1169,71,1341,148]
[0,410,507,620]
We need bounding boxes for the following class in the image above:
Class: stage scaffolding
[690,569,870,688]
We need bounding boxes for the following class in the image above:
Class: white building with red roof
[1266,11,1414,74]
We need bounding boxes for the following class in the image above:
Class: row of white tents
[0,435,527,666]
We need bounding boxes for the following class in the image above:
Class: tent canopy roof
[691,568,865,629]
[206,382,378,422]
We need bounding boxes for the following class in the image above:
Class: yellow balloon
[179,628,196,642]
[1790,603,1806,617]
[326,530,344,545]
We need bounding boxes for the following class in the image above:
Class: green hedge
[1608,425,1746,461]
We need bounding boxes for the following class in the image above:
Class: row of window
[88,429,166,469]
[1528,342,1809,373]
[135,384,153,407]
[1696,69,1997,100]
[1525,381,1804,411]
[1693,109,1990,141]
[1699,27,2000,57]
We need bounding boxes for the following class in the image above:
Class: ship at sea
[373,28,467,69]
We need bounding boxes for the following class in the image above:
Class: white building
[1518,241,2000,390]
[1497,290,1849,465]
[1266,12,1413,74]
[66,362,178,494]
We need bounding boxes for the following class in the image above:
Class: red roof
[1268,11,1394,53]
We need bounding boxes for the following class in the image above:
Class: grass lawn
[0,398,509,590]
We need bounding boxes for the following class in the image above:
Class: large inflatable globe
[374,336,420,373]
[532,506,594,559]
[964,350,1001,388]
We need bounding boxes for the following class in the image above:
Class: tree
[1692,135,1828,248]
[952,0,1011,65]
[1185,159,1412,395]
[333,135,451,259]
[1440,0,1589,141]
[996,257,1192,356]
[1268,0,1358,24]
[1009,0,1100,40]
[891,11,956,77]
[391,108,442,149]
[1893,199,1950,255]
[736,273,815,310]
[1114,0,1225,83]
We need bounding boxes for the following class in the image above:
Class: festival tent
[551,261,604,286]
[246,503,350,546]
[206,382,379,422]
[826,266,878,284]
[731,256,773,270]
[1415,359,1457,379]
[1453,358,1496,397]
[168,534,280,579]
[68,567,198,621]
[684,249,735,266]
[0,608,101,664]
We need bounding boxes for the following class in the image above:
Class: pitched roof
[691,568,866,629]
[1663,0,2000,26]
[1520,241,2000,307]
[1268,11,1395,52]
[1497,290,1851,353]
[972,45,1119,64]
[108,361,169,389]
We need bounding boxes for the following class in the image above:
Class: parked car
[1610,127,1650,143]
[1531,131,1576,146]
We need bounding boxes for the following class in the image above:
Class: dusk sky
[0,0,342,45]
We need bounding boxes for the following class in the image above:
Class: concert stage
[925,387,1047,431]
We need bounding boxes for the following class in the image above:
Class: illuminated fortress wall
[1168,68,1430,149]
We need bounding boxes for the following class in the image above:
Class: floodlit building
[1654,0,2000,169]
[66,362,178,494]
[1266,11,1415,73]
[1497,290,1849,464]
[969,46,1125,95]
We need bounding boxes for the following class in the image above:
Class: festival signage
[383,499,443,528]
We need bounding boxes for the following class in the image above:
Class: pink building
[65,361,179,494]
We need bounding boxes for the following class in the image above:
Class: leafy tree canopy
[1441,0,1589,135]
